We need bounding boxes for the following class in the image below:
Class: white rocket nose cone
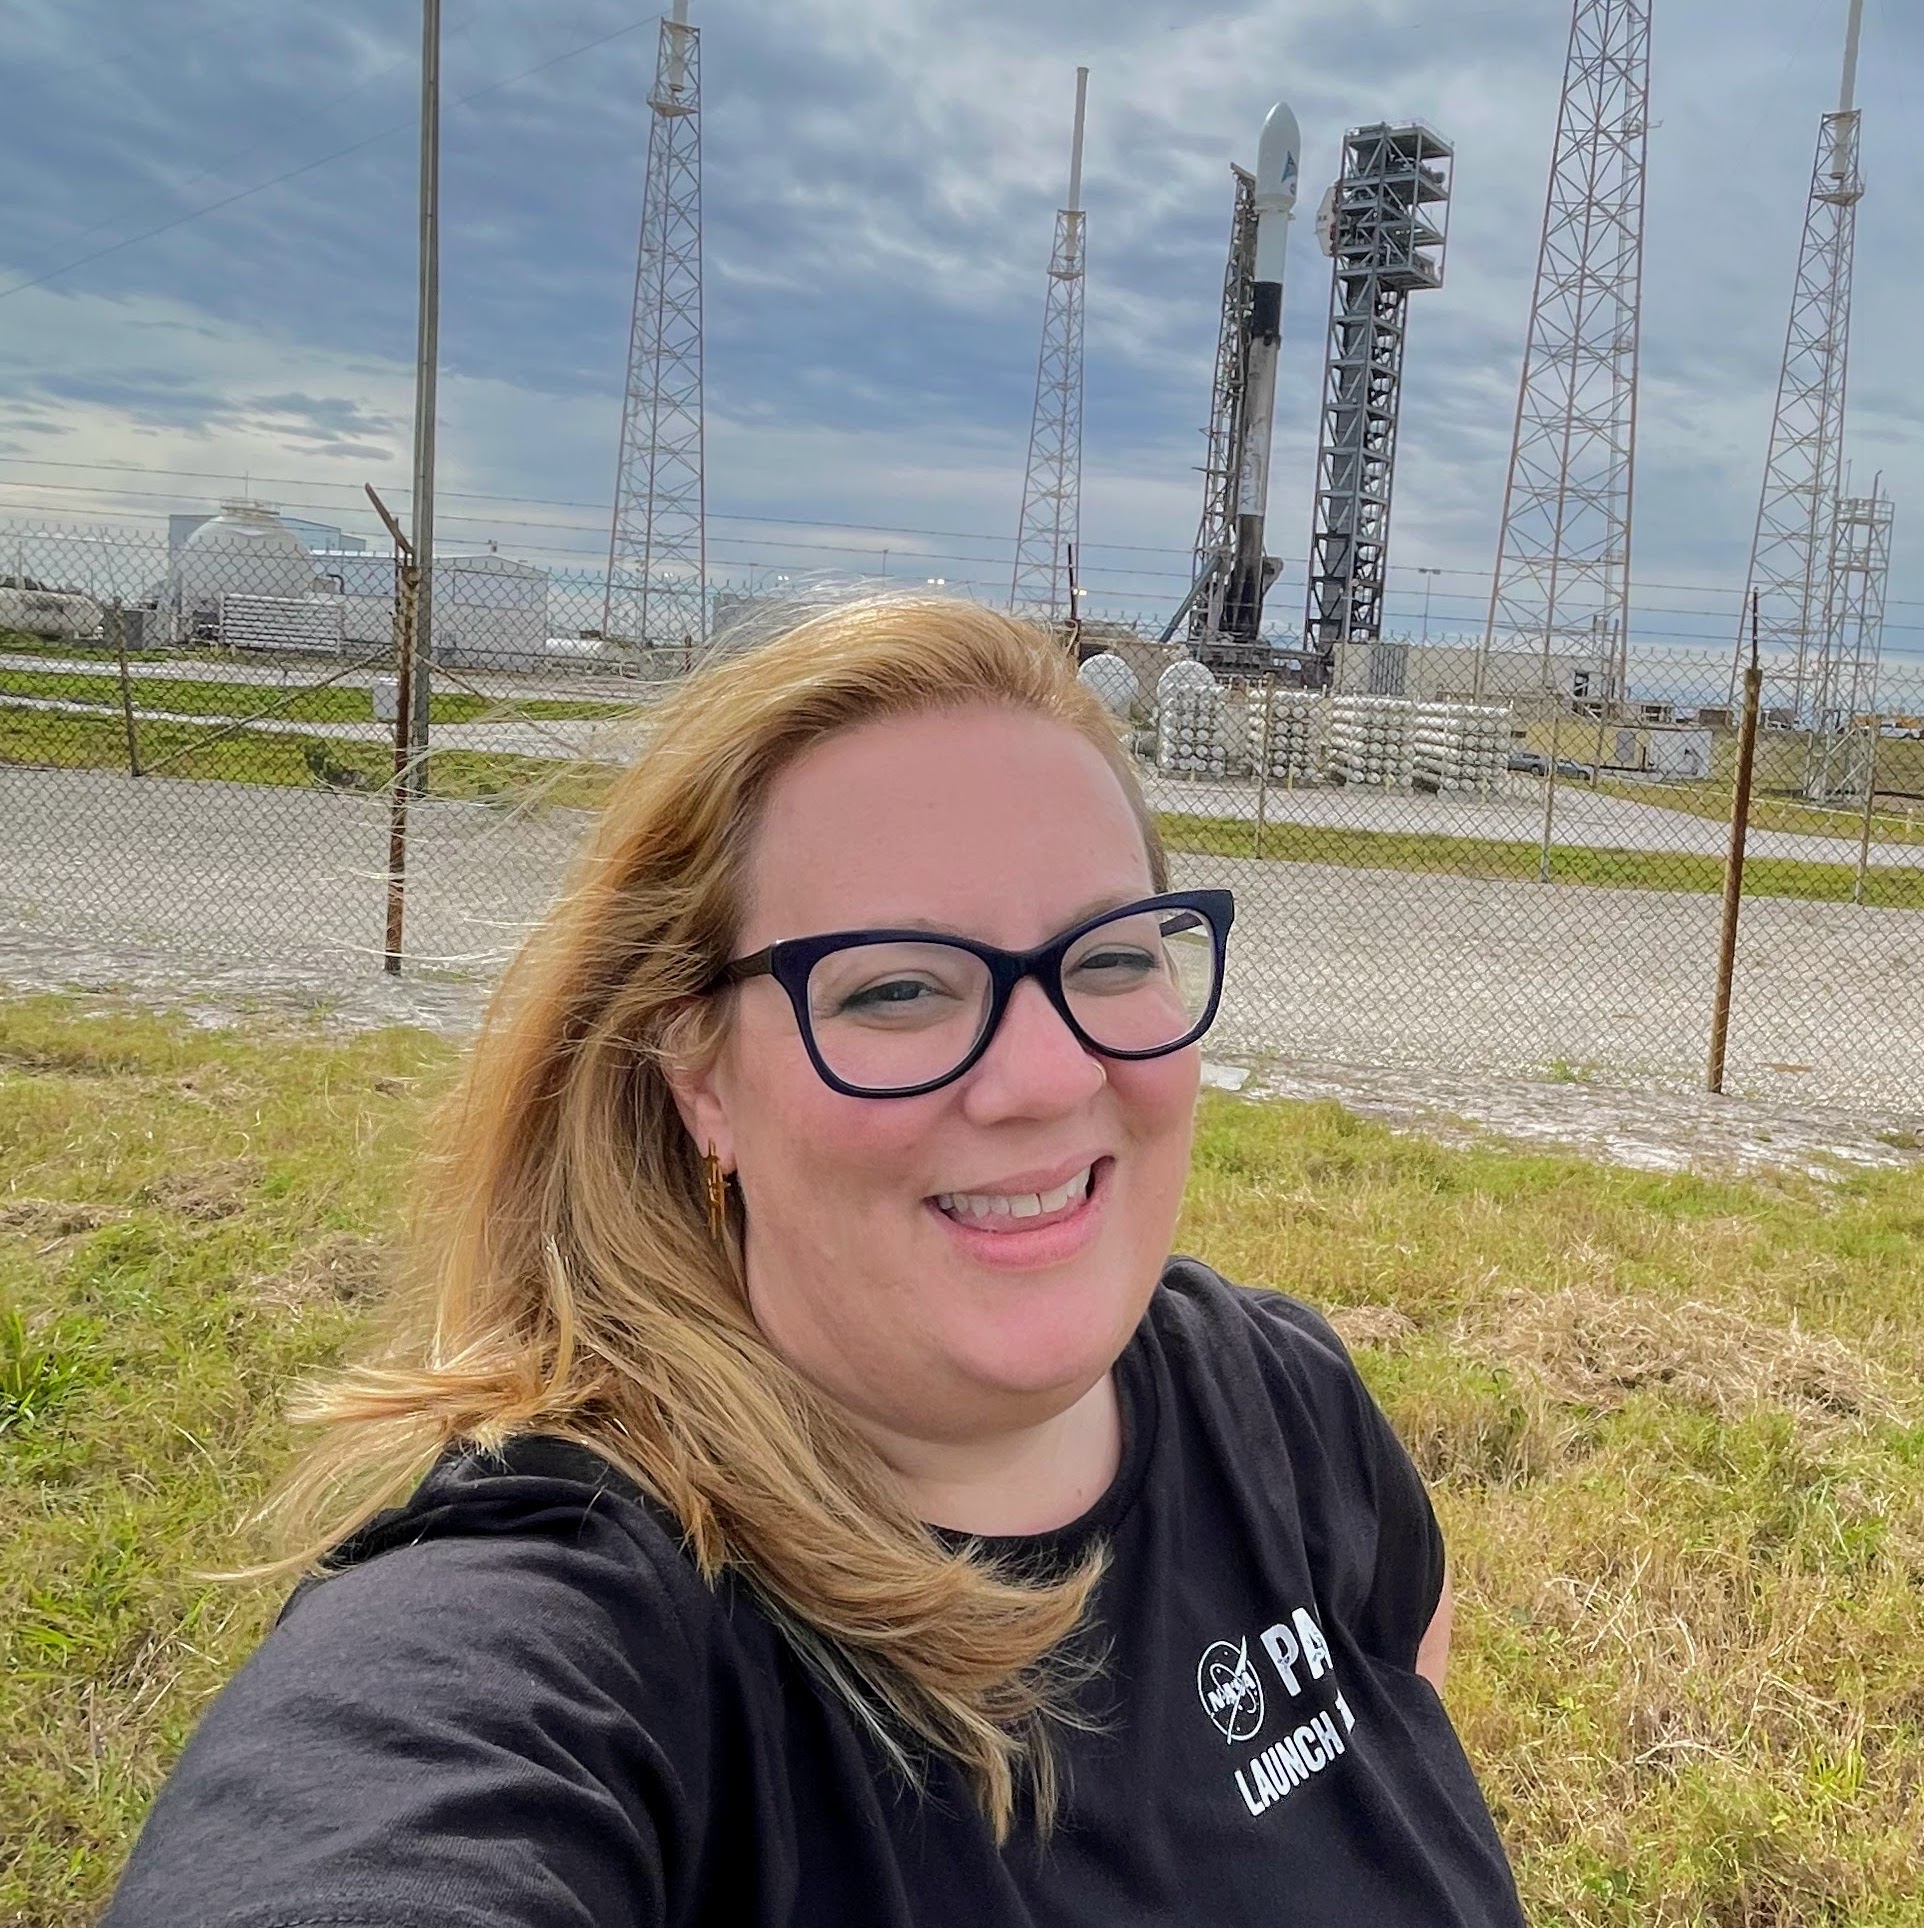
[1256,101,1302,214]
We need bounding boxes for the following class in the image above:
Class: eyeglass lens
[802,904,1219,1093]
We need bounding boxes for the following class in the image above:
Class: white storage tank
[1077,651,1141,719]
[169,503,322,643]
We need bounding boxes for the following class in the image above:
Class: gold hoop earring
[703,1142,730,1245]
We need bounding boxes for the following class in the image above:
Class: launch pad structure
[1178,166,1259,668]
[1302,122,1453,695]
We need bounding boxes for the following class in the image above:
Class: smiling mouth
[930,1158,1108,1232]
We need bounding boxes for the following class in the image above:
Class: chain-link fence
[4,505,1921,1109]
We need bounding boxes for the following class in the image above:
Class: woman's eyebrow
[885,892,1147,938]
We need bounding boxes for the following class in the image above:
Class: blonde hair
[270,596,1171,1840]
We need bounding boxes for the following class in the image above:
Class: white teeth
[935,1164,1093,1223]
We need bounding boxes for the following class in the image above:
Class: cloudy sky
[0,0,1919,664]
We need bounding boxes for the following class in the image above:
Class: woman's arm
[1414,1559,1453,1695]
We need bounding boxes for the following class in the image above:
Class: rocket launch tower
[1303,123,1453,692]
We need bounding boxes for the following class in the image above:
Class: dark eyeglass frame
[712,887,1236,1099]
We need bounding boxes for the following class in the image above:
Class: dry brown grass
[1459,1284,1907,1436]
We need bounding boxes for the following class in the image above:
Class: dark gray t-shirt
[105,1259,1526,1927]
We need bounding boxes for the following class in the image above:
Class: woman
[106,599,1525,1927]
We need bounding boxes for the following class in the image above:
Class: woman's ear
[657,998,736,1171]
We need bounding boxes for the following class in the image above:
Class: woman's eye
[1072,947,1158,981]
[839,978,944,1014]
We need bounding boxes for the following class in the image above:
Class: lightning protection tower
[1304,122,1453,695]
[1010,67,1089,627]
[1806,478,1893,800]
[1732,0,1866,722]
[1480,0,1651,705]
[604,0,705,650]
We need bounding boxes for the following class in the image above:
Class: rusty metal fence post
[1853,723,1880,908]
[366,486,416,975]
[107,601,142,778]
[1708,593,1764,1095]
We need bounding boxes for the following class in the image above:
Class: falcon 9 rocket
[1220,100,1301,644]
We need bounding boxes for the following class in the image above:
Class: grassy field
[0,666,634,727]
[1158,808,1924,908]
[1597,774,1924,848]
[2,995,1919,1923]
[0,704,620,810]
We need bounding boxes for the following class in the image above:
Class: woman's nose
[961,975,1106,1113]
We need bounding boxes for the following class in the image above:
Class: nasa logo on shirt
[1195,1605,1363,1819]
[1195,1637,1265,1743]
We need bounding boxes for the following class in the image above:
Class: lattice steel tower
[1733,0,1866,720]
[1480,0,1651,702]
[604,0,705,649]
[1010,67,1088,624]
[1304,123,1453,694]
[1807,478,1893,799]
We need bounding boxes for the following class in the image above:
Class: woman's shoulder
[1150,1254,1359,1384]
[283,1434,730,1664]
[105,1440,754,1924]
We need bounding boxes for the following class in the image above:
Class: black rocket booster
[1221,101,1302,645]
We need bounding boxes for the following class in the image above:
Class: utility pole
[407,0,441,787]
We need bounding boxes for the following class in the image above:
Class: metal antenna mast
[1010,66,1088,625]
[1807,477,1893,799]
[1480,0,1651,703]
[604,0,705,650]
[1304,122,1453,694]
[1732,0,1866,720]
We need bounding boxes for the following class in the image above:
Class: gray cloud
[0,0,1916,653]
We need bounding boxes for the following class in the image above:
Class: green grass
[0,665,635,726]
[1597,774,1924,848]
[0,703,619,810]
[1157,808,1924,907]
[4,995,1921,1922]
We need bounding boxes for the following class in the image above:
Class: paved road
[4,764,1919,1111]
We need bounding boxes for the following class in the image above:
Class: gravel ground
[5,764,1922,1132]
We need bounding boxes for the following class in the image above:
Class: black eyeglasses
[713,888,1235,1098]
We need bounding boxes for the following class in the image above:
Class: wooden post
[1708,592,1764,1094]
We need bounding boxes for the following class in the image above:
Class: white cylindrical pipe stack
[1155,661,1229,776]
[1326,695,1416,790]
[1413,700,1511,795]
[1257,686,1320,781]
